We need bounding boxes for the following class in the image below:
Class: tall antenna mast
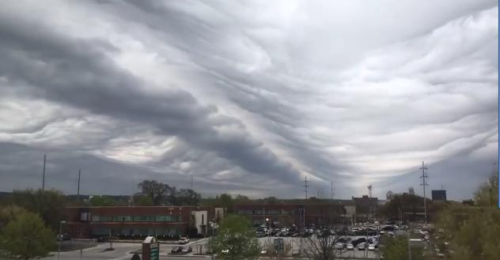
[304,177,309,200]
[42,154,46,191]
[330,181,334,200]
[77,169,81,203]
[420,161,429,225]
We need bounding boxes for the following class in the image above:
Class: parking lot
[258,237,380,259]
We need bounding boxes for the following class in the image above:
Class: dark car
[181,246,193,254]
[351,238,367,247]
[57,233,71,241]
[96,236,109,242]
[171,247,183,254]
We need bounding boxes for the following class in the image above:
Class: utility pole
[420,161,429,225]
[191,176,194,190]
[42,154,46,191]
[304,177,309,200]
[330,181,334,201]
[77,170,81,203]
[330,181,334,228]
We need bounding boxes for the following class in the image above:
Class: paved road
[42,239,210,260]
[42,237,379,260]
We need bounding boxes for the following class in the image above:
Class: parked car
[177,237,190,244]
[351,238,367,246]
[57,233,71,241]
[347,243,354,250]
[171,247,183,254]
[334,242,345,250]
[96,236,109,242]
[221,249,229,254]
[260,249,267,255]
[357,242,367,250]
[181,246,192,253]
[368,244,376,251]
[292,248,301,256]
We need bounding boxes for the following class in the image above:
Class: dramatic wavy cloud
[0,0,497,200]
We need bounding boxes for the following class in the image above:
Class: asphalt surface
[42,239,210,260]
[42,237,381,260]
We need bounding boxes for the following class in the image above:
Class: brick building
[64,206,219,239]
[233,202,348,228]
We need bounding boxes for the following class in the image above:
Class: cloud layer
[0,0,497,200]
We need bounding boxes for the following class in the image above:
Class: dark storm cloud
[0,142,277,197]
[0,0,497,199]
[0,10,303,187]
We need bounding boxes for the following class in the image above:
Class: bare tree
[302,204,346,260]
[303,232,344,260]
[262,238,292,258]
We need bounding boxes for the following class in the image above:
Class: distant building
[386,191,394,200]
[409,187,415,195]
[432,190,447,201]
[352,195,378,220]
[63,206,219,239]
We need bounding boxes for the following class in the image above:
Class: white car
[357,242,367,250]
[221,249,229,254]
[334,242,344,250]
[347,243,354,250]
[368,244,376,251]
[177,237,190,244]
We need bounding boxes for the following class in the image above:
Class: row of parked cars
[170,246,192,254]
[335,236,379,251]
[255,227,299,237]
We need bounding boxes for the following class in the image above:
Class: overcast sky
[0,0,497,200]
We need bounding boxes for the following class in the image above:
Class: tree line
[380,169,500,260]
[87,180,202,206]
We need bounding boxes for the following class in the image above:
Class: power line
[420,161,429,225]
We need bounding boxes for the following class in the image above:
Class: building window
[237,210,252,215]
[254,210,264,215]
[267,210,280,215]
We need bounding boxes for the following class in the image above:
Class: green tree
[132,195,154,206]
[0,212,55,260]
[217,194,234,213]
[234,194,250,203]
[176,189,201,206]
[208,215,260,260]
[380,193,432,222]
[0,205,29,229]
[137,180,171,206]
[8,189,66,231]
[262,196,279,204]
[89,195,117,206]
[474,169,499,207]
[381,236,423,260]
[433,169,500,260]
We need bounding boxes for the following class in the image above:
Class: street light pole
[58,221,66,260]
[408,232,411,260]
